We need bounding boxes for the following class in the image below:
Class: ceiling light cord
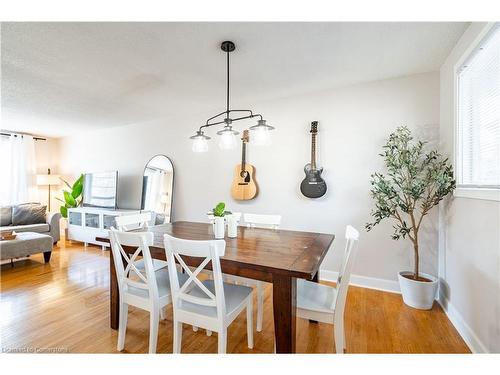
[226,48,230,118]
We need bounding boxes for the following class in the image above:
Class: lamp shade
[37,174,60,186]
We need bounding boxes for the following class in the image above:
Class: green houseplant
[366,126,455,309]
[56,174,84,218]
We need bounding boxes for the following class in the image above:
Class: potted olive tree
[366,126,455,309]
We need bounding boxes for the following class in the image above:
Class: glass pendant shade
[190,131,210,152]
[250,119,274,146]
[217,126,239,150]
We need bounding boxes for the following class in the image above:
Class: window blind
[457,24,500,188]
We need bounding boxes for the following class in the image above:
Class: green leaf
[64,191,77,207]
[72,174,84,190]
[213,202,226,217]
[71,180,83,199]
[60,205,68,218]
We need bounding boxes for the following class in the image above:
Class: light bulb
[192,137,208,152]
[249,119,274,146]
[218,131,237,150]
[251,126,272,146]
[217,125,239,150]
[190,130,210,152]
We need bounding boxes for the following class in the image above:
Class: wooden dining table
[97,221,334,353]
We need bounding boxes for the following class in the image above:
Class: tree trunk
[413,239,419,280]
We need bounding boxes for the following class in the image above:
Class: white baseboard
[437,295,488,353]
[319,270,400,294]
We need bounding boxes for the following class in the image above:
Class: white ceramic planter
[213,217,225,239]
[398,271,438,310]
[226,214,238,238]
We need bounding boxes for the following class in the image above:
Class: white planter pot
[213,217,225,239]
[226,214,238,238]
[398,271,438,310]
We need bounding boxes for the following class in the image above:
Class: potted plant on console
[366,126,455,310]
[56,174,83,239]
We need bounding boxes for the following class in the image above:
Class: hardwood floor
[0,240,470,354]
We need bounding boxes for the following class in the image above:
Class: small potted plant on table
[366,127,455,310]
[212,202,231,239]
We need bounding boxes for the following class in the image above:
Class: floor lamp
[36,168,60,212]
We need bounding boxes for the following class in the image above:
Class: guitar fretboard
[241,142,246,172]
[311,133,317,170]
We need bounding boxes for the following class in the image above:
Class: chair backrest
[333,225,360,322]
[243,213,281,229]
[115,212,152,231]
[109,228,158,301]
[163,234,226,320]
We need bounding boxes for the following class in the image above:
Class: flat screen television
[82,171,118,209]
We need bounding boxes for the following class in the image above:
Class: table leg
[272,274,296,353]
[309,272,319,324]
[110,250,119,330]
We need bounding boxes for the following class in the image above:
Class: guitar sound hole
[240,171,250,182]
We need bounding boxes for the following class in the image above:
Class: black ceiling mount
[221,40,236,52]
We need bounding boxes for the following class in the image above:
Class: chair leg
[256,282,264,332]
[149,309,160,354]
[247,298,254,349]
[218,328,227,354]
[334,322,345,354]
[173,320,183,353]
[117,302,128,351]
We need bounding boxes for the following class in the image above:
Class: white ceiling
[1,22,468,138]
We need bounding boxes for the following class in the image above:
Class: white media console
[67,206,140,249]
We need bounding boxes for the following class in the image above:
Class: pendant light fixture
[190,41,274,152]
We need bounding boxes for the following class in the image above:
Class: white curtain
[0,134,39,205]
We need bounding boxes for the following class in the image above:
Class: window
[456,24,500,194]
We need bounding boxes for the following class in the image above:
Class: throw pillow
[12,203,47,225]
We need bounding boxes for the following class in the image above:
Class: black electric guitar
[300,121,327,198]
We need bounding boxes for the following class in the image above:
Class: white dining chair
[222,213,282,332]
[163,234,254,354]
[244,213,281,230]
[109,228,188,353]
[296,225,360,353]
[115,212,168,272]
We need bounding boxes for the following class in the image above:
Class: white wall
[58,72,440,285]
[439,22,500,353]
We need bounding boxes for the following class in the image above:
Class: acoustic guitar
[300,121,327,198]
[231,130,258,200]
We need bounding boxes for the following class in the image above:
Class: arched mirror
[140,155,174,224]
